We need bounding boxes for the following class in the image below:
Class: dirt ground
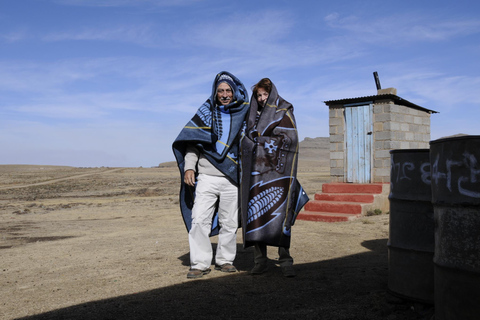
[0,162,434,320]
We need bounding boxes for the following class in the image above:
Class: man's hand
[184,169,196,187]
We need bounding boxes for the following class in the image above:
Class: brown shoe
[187,268,211,279]
[214,263,237,273]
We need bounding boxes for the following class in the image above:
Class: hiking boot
[250,263,268,275]
[187,268,211,279]
[214,263,237,273]
[281,265,296,278]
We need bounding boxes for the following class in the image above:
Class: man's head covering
[217,73,237,92]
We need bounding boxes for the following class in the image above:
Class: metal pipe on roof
[373,71,382,90]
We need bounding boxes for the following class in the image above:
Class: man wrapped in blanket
[172,71,249,279]
[240,78,309,277]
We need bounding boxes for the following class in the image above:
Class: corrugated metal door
[345,104,373,183]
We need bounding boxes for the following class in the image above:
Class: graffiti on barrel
[390,157,431,191]
[431,152,480,199]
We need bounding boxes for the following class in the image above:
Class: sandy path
[0,168,124,191]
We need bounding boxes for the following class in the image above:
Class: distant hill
[158,161,177,168]
[298,137,329,161]
[160,137,330,167]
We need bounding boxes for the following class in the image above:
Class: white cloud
[325,12,480,44]
[0,55,227,131]
[173,9,365,75]
[0,29,28,42]
[8,103,107,119]
[43,24,161,47]
[186,10,293,48]
[52,0,202,8]
[382,69,480,113]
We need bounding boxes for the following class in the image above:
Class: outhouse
[325,87,438,184]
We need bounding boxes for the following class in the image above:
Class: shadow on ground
[18,239,434,320]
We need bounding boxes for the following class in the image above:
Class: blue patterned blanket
[172,71,249,235]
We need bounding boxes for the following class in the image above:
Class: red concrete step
[298,183,389,223]
[315,193,375,203]
[297,211,359,222]
[322,183,384,194]
[304,200,362,214]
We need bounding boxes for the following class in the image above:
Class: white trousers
[188,173,238,270]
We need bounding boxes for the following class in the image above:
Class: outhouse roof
[324,94,438,114]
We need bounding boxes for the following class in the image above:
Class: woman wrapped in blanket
[240,78,309,277]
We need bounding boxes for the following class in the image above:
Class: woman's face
[256,87,269,107]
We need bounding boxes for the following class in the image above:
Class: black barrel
[430,135,480,320]
[388,149,434,303]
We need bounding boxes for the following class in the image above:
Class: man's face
[217,82,233,106]
[256,87,269,107]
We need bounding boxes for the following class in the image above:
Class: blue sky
[1,0,479,167]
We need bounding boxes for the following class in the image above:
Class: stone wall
[329,106,346,182]
[373,101,431,182]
